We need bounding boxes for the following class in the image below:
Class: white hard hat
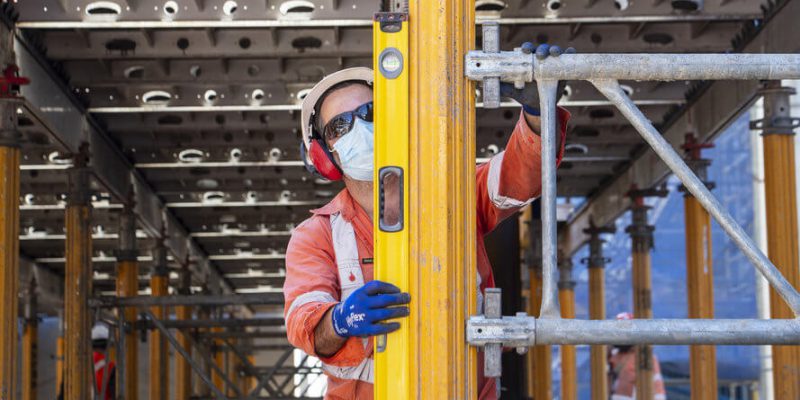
[91,323,110,341]
[299,67,374,165]
[615,312,634,321]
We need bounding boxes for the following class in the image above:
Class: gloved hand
[331,280,411,338]
[499,43,576,116]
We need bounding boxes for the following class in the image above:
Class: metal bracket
[468,288,534,377]
[469,22,533,108]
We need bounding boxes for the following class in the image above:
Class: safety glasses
[321,101,373,142]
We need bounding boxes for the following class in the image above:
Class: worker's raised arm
[476,43,572,234]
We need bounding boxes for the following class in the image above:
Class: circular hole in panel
[620,84,634,97]
[215,115,226,125]
[105,38,137,53]
[614,0,629,10]
[643,33,674,45]
[203,191,226,204]
[230,148,242,162]
[157,115,183,125]
[536,34,549,44]
[590,33,603,45]
[564,143,589,154]
[671,0,701,11]
[163,1,179,15]
[296,88,312,101]
[562,84,573,99]
[142,90,172,105]
[475,0,505,12]
[223,1,239,15]
[547,0,561,11]
[47,151,72,165]
[204,89,219,103]
[123,65,145,79]
[189,65,202,78]
[223,132,234,142]
[252,89,265,101]
[291,36,322,51]
[85,1,122,16]
[279,0,315,18]
[178,149,206,163]
[239,37,252,49]
[247,65,261,76]
[177,37,190,50]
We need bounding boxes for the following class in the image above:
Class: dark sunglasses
[321,101,373,142]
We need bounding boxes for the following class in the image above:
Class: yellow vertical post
[626,191,662,400]
[682,134,718,399]
[21,279,37,400]
[116,205,139,400]
[212,325,225,391]
[149,243,169,400]
[0,101,21,400]
[384,0,477,397]
[584,224,614,400]
[56,314,64,397]
[372,9,413,400]
[196,307,212,397]
[247,355,256,392]
[175,266,193,400]
[64,150,93,400]
[526,212,551,399]
[0,25,22,394]
[759,82,800,398]
[558,255,577,400]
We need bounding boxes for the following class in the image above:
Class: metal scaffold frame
[465,23,800,358]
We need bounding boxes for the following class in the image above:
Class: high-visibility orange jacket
[283,109,570,400]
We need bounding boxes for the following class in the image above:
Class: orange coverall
[284,109,569,399]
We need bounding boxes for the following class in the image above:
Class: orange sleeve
[476,107,570,234]
[283,216,368,366]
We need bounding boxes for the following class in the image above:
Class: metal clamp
[468,22,533,109]
[468,288,535,377]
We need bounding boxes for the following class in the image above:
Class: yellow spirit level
[372,11,413,400]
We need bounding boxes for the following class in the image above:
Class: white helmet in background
[91,322,110,341]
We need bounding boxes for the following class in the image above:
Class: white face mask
[332,118,374,181]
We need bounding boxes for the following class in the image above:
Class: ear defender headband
[302,124,344,181]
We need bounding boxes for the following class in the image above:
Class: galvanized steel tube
[537,80,561,319]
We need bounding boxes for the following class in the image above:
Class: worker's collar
[311,188,361,222]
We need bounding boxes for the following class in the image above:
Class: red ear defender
[308,138,343,181]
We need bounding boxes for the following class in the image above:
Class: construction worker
[283,43,573,399]
[608,312,667,400]
[57,322,117,399]
[91,322,116,400]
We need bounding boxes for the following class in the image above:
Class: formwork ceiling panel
[8,0,778,296]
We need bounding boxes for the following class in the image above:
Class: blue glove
[331,280,411,338]
[499,43,576,116]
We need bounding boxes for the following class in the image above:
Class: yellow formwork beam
[684,190,718,398]
[64,161,93,400]
[763,122,800,395]
[407,0,478,396]
[372,11,413,400]
[0,141,19,398]
[21,283,37,400]
[56,329,64,397]
[149,272,169,400]
[558,257,576,400]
